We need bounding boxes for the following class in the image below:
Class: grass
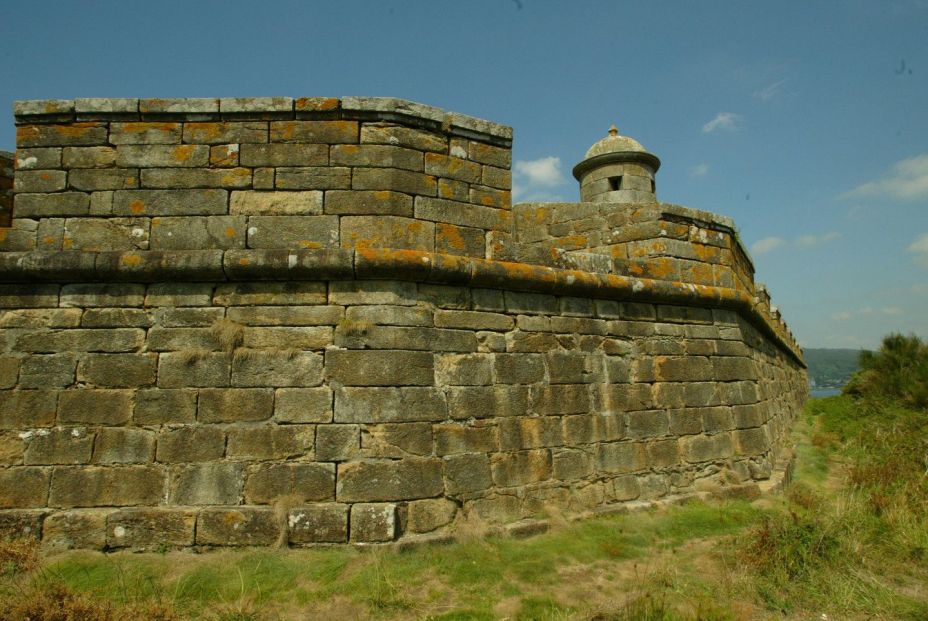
[3,379,926,618]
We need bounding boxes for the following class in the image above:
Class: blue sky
[2,0,926,349]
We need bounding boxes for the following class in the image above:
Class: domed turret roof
[584,124,649,159]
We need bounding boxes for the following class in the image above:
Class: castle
[0,97,806,548]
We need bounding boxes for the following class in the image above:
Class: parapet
[0,98,806,549]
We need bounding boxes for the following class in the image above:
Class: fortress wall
[0,270,805,549]
[7,98,511,259]
[0,98,806,549]
[0,152,12,227]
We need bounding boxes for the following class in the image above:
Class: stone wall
[0,98,807,549]
[0,151,12,227]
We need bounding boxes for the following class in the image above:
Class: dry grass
[210,318,244,353]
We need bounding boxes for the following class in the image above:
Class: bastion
[0,97,807,549]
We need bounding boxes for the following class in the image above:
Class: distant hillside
[803,348,865,388]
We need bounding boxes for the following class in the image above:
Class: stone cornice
[0,247,804,365]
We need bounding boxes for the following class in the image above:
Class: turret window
[609,176,623,191]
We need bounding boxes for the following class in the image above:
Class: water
[810,387,842,398]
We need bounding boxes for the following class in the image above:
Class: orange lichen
[54,123,103,138]
[224,228,236,238]
[172,145,196,162]
[42,236,56,246]
[298,241,322,249]
[437,223,466,250]
[238,257,250,266]
[120,254,142,267]
[129,200,145,214]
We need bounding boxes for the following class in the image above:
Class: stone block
[0,510,45,540]
[360,423,432,458]
[424,152,481,183]
[626,410,670,439]
[596,442,645,474]
[607,383,652,411]
[156,426,226,462]
[58,390,132,425]
[150,216,245,250]
[414,197,508,230]
[107,508,196,549]
[148,328,219,352]
[275,166,351,190]
[59,283,143,308]
[68,169,140,191]
[246,215,338,249]
[350,503,396,543]
[680,433,734,463]
[407,498,457,533]
[43,510,109,550]
[197,388,274,423]
[490,449,552,487]
[734,427,770,456]
[24,428,94,465]
[447,385,528,419]
[274,387,332,423]
[109,122,182,145]
[332,144,423,171]
[345,304,432,327]
[116,144,209,167]
[226,305,342,326]
[352,168,437,196]
[239,143,326,167]
[145,283,215,307]
[214,282,326,306]
[435,353,493,386]
[210,144,240,166]
[469,185,510,209]
[434,311,512,332]
[531,384,591,415]
[335,387,447,423]
[654,356,713,382]
[288,504,348,544]
[552,448,594,481]
[182,122,267,144]
[17,123,108,147]
[13,193,89,217]
[438,178,469,201]
[468,494,521,523]
[15,147,62,169]
[0,467,50,508]
[360,122,447,152]
[231,351,323,387]
[668,409,703,436]
[158,352,231,388]
[226,424,314,459]
[170,462,243,505]
[325,349,434,386]
[49,466,164,507]
[244,462,335,504]
[340,215,434,251]
[230,190,322,216]
[15,170,67,192]
[443,452,492,494]
[134,389,196,424]
[81,309,154,328]
[20,354,77,388]
[315,424,360,461]
[140,167,251,189]
[196,508,279,546]
[646,439,681,468]
[701,407,734,432]
[712,357,758,381]
[242,326,331,350]
[76,353,157,388]
[329,280,417,306]
[498,416,563,450]
[0,432,24,465]
[112,189,227,216]
[435,223,485,257]
[324,190,413,216]
[0,284,60,309]
[337,458,443,502]
[504,291,558,315]
[494,353,545,384]
[433,423,498,455]
[269,120,357,143]
[92,428,155,464]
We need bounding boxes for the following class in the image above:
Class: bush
[844,333,928,408]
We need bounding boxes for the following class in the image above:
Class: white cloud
[512,156,567,202]
[881,306,903,316]
[702,112,743,133]
[689,163,710,178]
[751,236,785,255]
[911,283,928,294]
[842,154,928,202]
[830,311,852,321]
[753,79,787,102]
[909,232,928,267]
[859,306,904,317]
[796,232,841,248]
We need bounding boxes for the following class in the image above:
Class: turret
[572,124,660,203]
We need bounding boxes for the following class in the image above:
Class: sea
[810,387,843,398]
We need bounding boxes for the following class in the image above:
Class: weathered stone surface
[325,349,433,386]
[242,326,331,349]
[226,424,314,459]
[597,442,645,474]
[170,463,243,505]
[156,426,225,462]
[43,510,109,550]
[361,423,432,458]
[435,353,493,386]
[490,449,552,487]
[352,168,437,195]
[0,467,50,507]
[244,462,335,503]
[158,353,231,388]
[350,503,396,542]
[77,353,156,387]
[269,120,358,144]
[288,504,348,544]
[246,215,338,249]
[116,144,209,168]
[19,354,76,388]
[183,122,267,144]
[680,433,734,463]
[198,388,274,423]
[275,166,351,190]
[329,280,417,306]
[231,351,323,387]
[14,192,89,217]
[17,123,107,147]
[58,390,132,425]
[315,424,360,461]
[434,423,498,455]
[134,389,196,424]
[109,122,182,145]
[49,466,164,507]
[0,510,44,540]
[274,387,333,423]
[407,498,457,533]
[214,282,326,306]
[360,123,447,152]
[340,215,434,251]
[150,216,245,250]
[226,305,342,326]
[92,428,155,464]
[230,191,322,215]
[24,428,94,465]
[140,167,251,189]
[331,144,422,171]
[337,458,443,502]
[196,507,279,546]
[324,190,413,216]
[107,508,196,549]
[335,387,447,423]
[112,189,227,216]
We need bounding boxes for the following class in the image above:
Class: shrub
[844,333,928,408]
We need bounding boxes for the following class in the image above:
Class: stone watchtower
[572,124,660,203]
